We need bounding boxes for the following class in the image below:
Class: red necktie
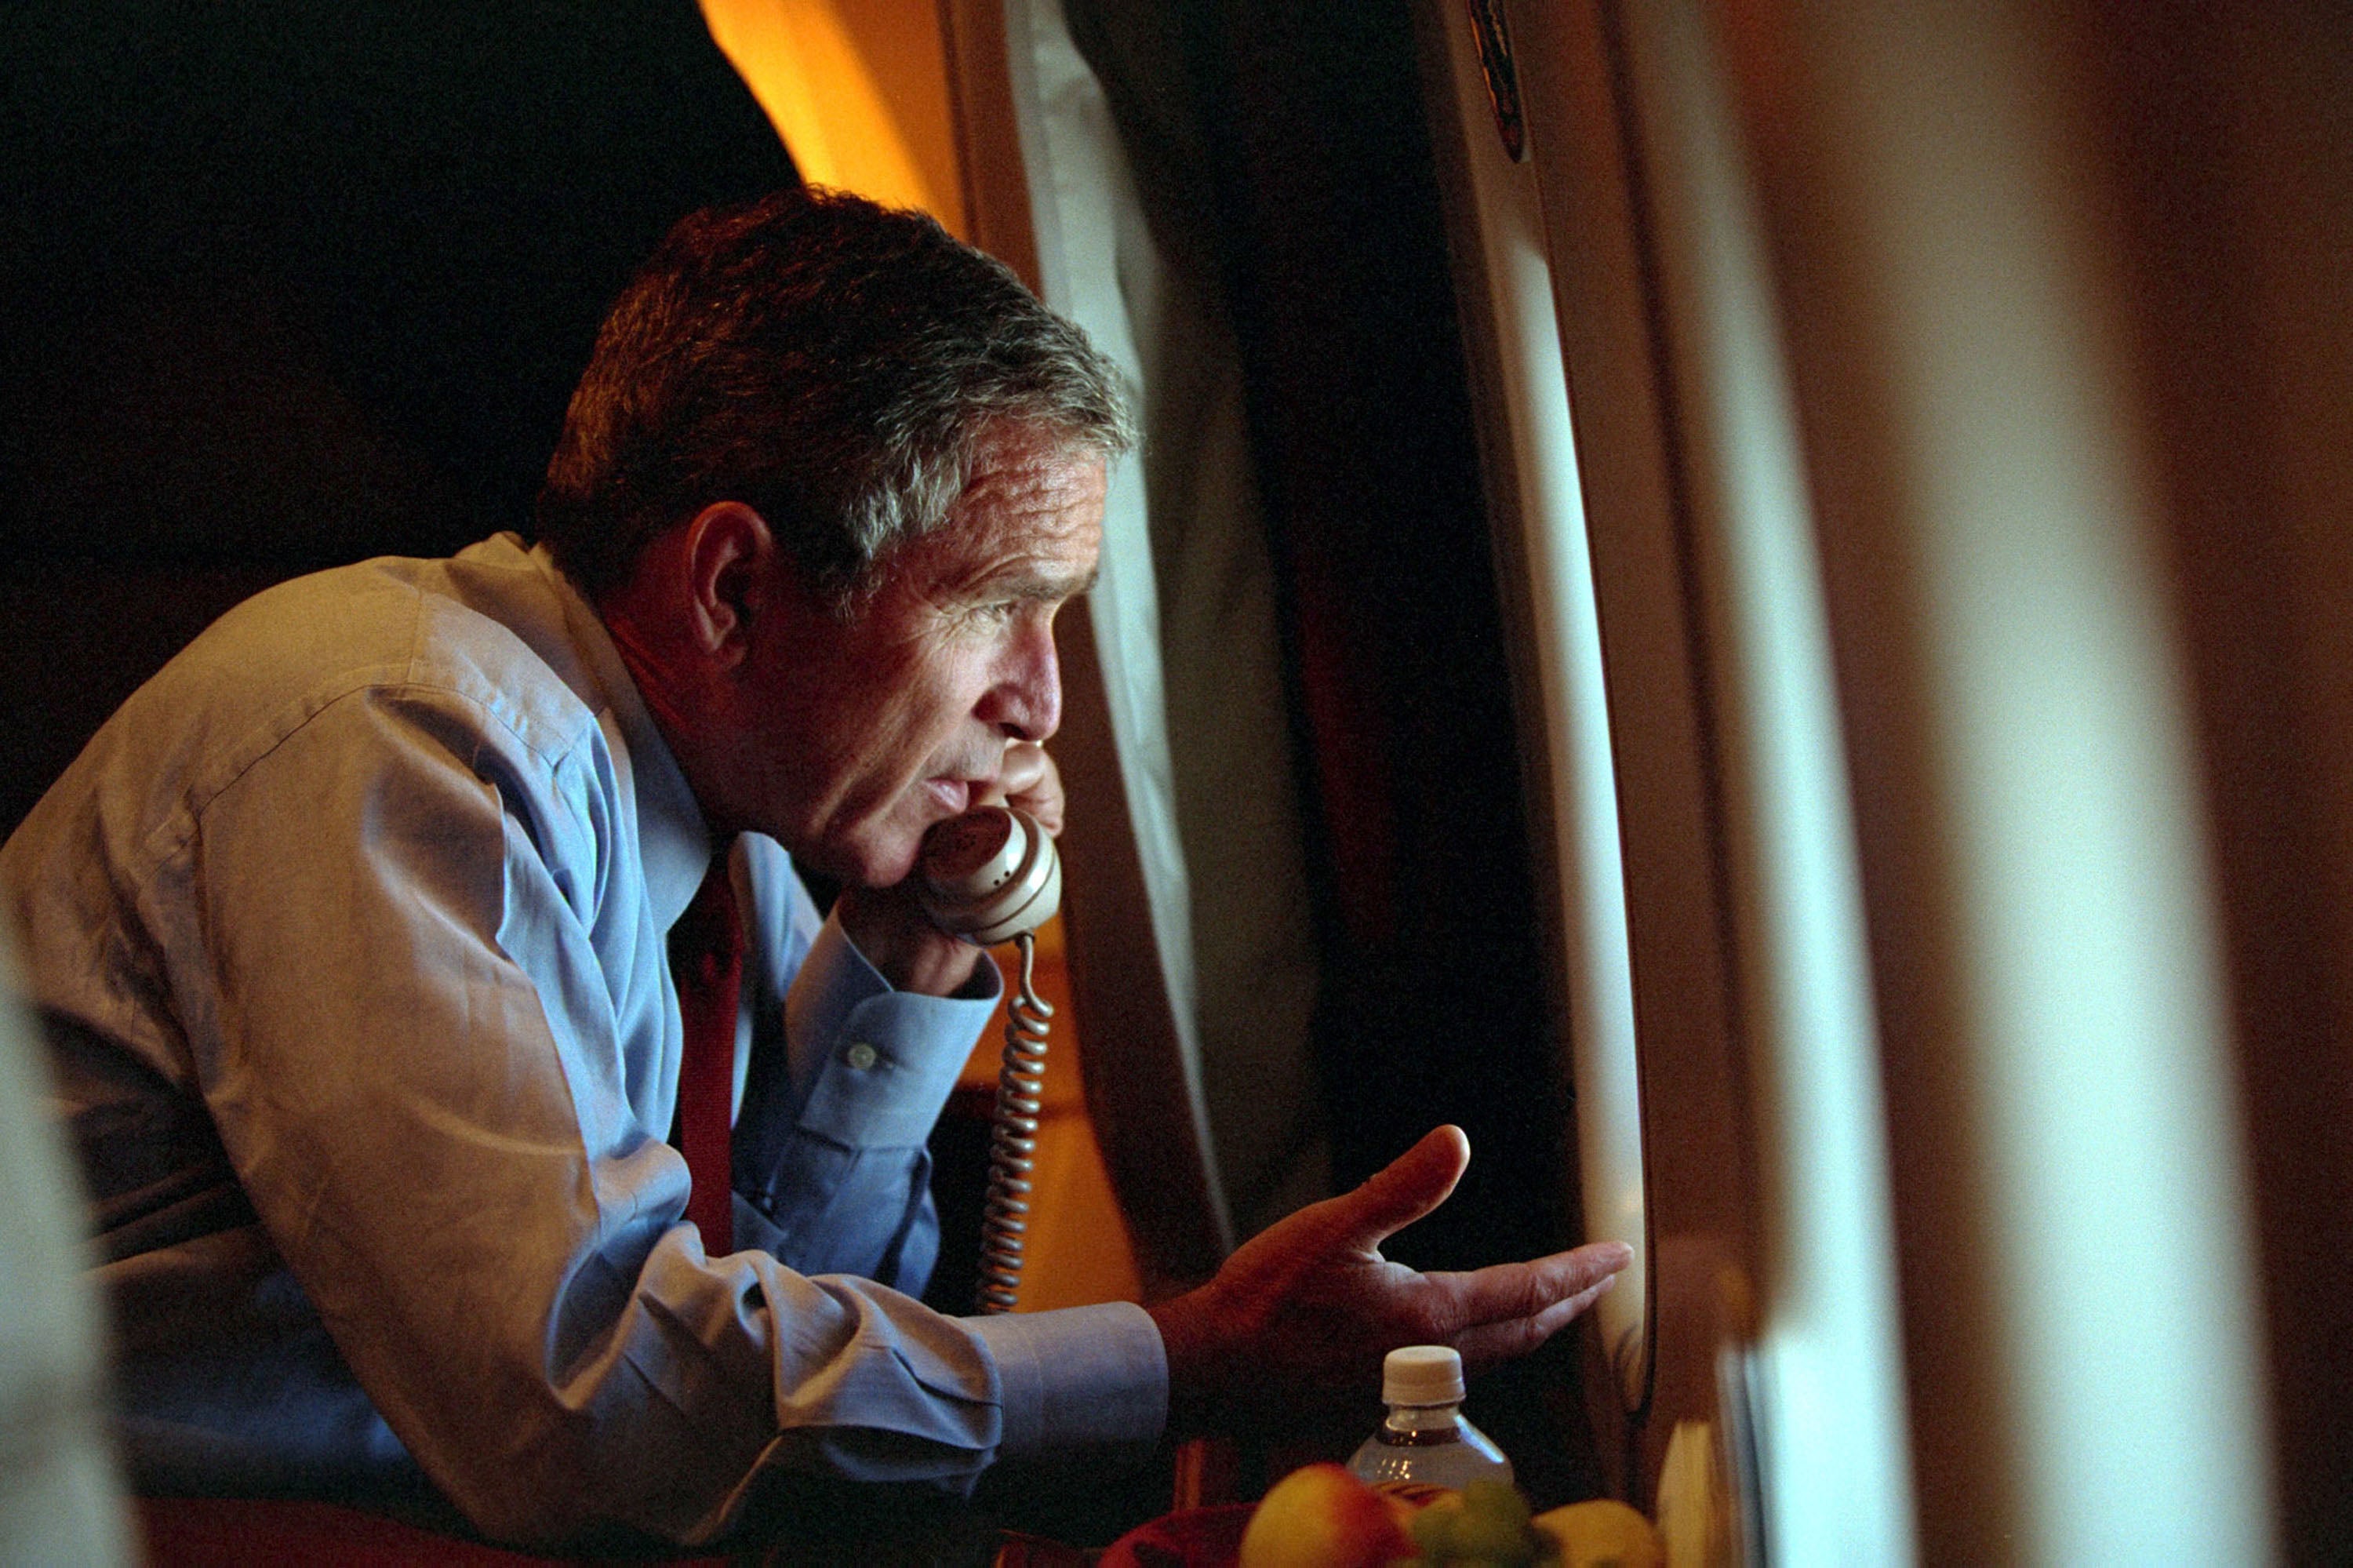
[671,855,741,1256]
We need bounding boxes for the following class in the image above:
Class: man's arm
[183,694,1620,1541]
[181,689,1160,1544]
[1149,1127,1631,1440]
[764,743,1631,1445]
[731,739,1057,1284]
[729,832,998,1289]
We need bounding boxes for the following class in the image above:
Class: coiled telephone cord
[976,931,1051,1315]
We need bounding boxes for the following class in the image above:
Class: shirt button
[845,1042,880,1071]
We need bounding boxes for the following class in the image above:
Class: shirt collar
[525,539,715,934]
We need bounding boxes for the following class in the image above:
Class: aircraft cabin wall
[1406,0,2353,1559]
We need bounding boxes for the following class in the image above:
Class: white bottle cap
[1382,1344,1466,1406]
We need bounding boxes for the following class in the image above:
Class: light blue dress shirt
[0,535,1166,1545]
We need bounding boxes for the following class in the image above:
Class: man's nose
[983,623,1062,742]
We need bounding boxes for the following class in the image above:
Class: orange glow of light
[696,2,1140,1310]
[700,0,969,238]
[955,914,1145,1310]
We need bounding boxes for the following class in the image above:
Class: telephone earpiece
[917,805,1061,947]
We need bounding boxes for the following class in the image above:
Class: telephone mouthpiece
[917,806,1061,945]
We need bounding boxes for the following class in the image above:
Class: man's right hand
[1144,1126,1632,1438]
[834,882,990,998]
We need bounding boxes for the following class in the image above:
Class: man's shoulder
[157,536,603,761]
[5,538,613,871]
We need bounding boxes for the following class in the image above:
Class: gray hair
[536,187,1134,606]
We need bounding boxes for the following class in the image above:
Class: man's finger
[1324,1125,1472,1254]
[1452,1271,1620,1370]
[996,743,1064,835]
[998,741,1049,798]
[1427,1240,1633,1338]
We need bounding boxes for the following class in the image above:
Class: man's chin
[802,827,926,892]
[795,796,954,890]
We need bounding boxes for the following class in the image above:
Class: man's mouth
[926,777,986,816]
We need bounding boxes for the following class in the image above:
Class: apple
[1238,1463,1417,1568]
[1529,1498,1665,1567]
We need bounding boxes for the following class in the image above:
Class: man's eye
[951,601,1018,633]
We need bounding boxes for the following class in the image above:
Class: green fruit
[1432,1477,1537,1563]
[1461,1478,1533,1530]
[1445,1514,1538,1561]
[1411,1493,1465,1555]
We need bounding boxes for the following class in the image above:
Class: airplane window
[1424,0,1650,1413]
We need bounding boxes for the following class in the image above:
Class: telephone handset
[916,806,1061,1315]
[915,805,1061,946]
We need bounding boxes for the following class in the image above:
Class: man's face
[735,425,1105,887]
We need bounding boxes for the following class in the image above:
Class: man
[1,189,1627,1547]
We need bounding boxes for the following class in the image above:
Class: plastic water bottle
[1346,1344,1514,1490]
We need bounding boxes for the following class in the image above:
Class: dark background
[0,1,795,831]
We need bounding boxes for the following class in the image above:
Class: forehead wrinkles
[911,442,1104,598]
[958,438,1104,529]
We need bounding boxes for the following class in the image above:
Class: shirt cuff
[783,917,1002,1146]
[966,1301,1168,1460]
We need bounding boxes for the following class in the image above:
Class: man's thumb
[1337,1125,1471,1252]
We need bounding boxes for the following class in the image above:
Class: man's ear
[680,501,774,669]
